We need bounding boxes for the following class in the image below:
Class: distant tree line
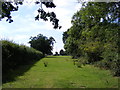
[53,49,67,56]
[63,2,120,76]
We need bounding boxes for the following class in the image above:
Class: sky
[0,0,82,54]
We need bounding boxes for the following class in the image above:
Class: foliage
[63,2,120,76]
[76,61,82,68]
[2,40,44,82]
[29,34,55,55]
[0,1,23,23]
[59,49,66,55]
[0,0,61,29]
[54,52,59,56]
[62,30,69,44]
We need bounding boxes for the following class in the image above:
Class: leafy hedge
[1,40,44,75]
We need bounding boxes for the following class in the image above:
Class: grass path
[2,56,119,88]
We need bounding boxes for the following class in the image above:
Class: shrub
[110,59,120,76]
[78,57,88,65]
[83,41,104,63]
[101,42,120,76]
[2,40,44,75]
[94,60,111,69]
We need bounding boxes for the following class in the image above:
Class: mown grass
[2,56,119,88]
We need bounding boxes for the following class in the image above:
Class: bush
[110,59,120,76]
[1,40,44,75]
[78,57,88,65]
[101,42,120,76]
[83,41,104,63]
[94,60,111,70]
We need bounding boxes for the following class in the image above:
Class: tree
[54,52,59,56]
[63,2,120,76]
[64,2,120,57]
[0,0,61,29]
[62,30,69,44]
[29,34,55,55]
[59,49,66,55]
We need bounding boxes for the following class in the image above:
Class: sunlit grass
[2,56,119,88]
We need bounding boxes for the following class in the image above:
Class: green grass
[2,56,119,88]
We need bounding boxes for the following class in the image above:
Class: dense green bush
[2,40,44,75]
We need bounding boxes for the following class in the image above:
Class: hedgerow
[1,40,44,76]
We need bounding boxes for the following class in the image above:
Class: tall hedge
[1,40,44,75]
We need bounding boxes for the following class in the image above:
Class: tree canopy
[29,34,56,55]
[63,2,120,76]
[0,0,61,29]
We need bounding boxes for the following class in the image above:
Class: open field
[2,56,119,88]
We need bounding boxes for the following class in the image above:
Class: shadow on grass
[2,60,40,84]
[46,56,70,58]
[46,56,58,58]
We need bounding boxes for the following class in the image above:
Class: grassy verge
[2,56,119,88]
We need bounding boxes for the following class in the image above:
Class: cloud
[0,0,82,53]
[8,34,31,46]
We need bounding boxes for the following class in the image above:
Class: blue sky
[0,0,81,54]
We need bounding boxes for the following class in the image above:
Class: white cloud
[8,34,30,46]
[0,0,82,53]
[54,0,69,7]
[0,24,7,33]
